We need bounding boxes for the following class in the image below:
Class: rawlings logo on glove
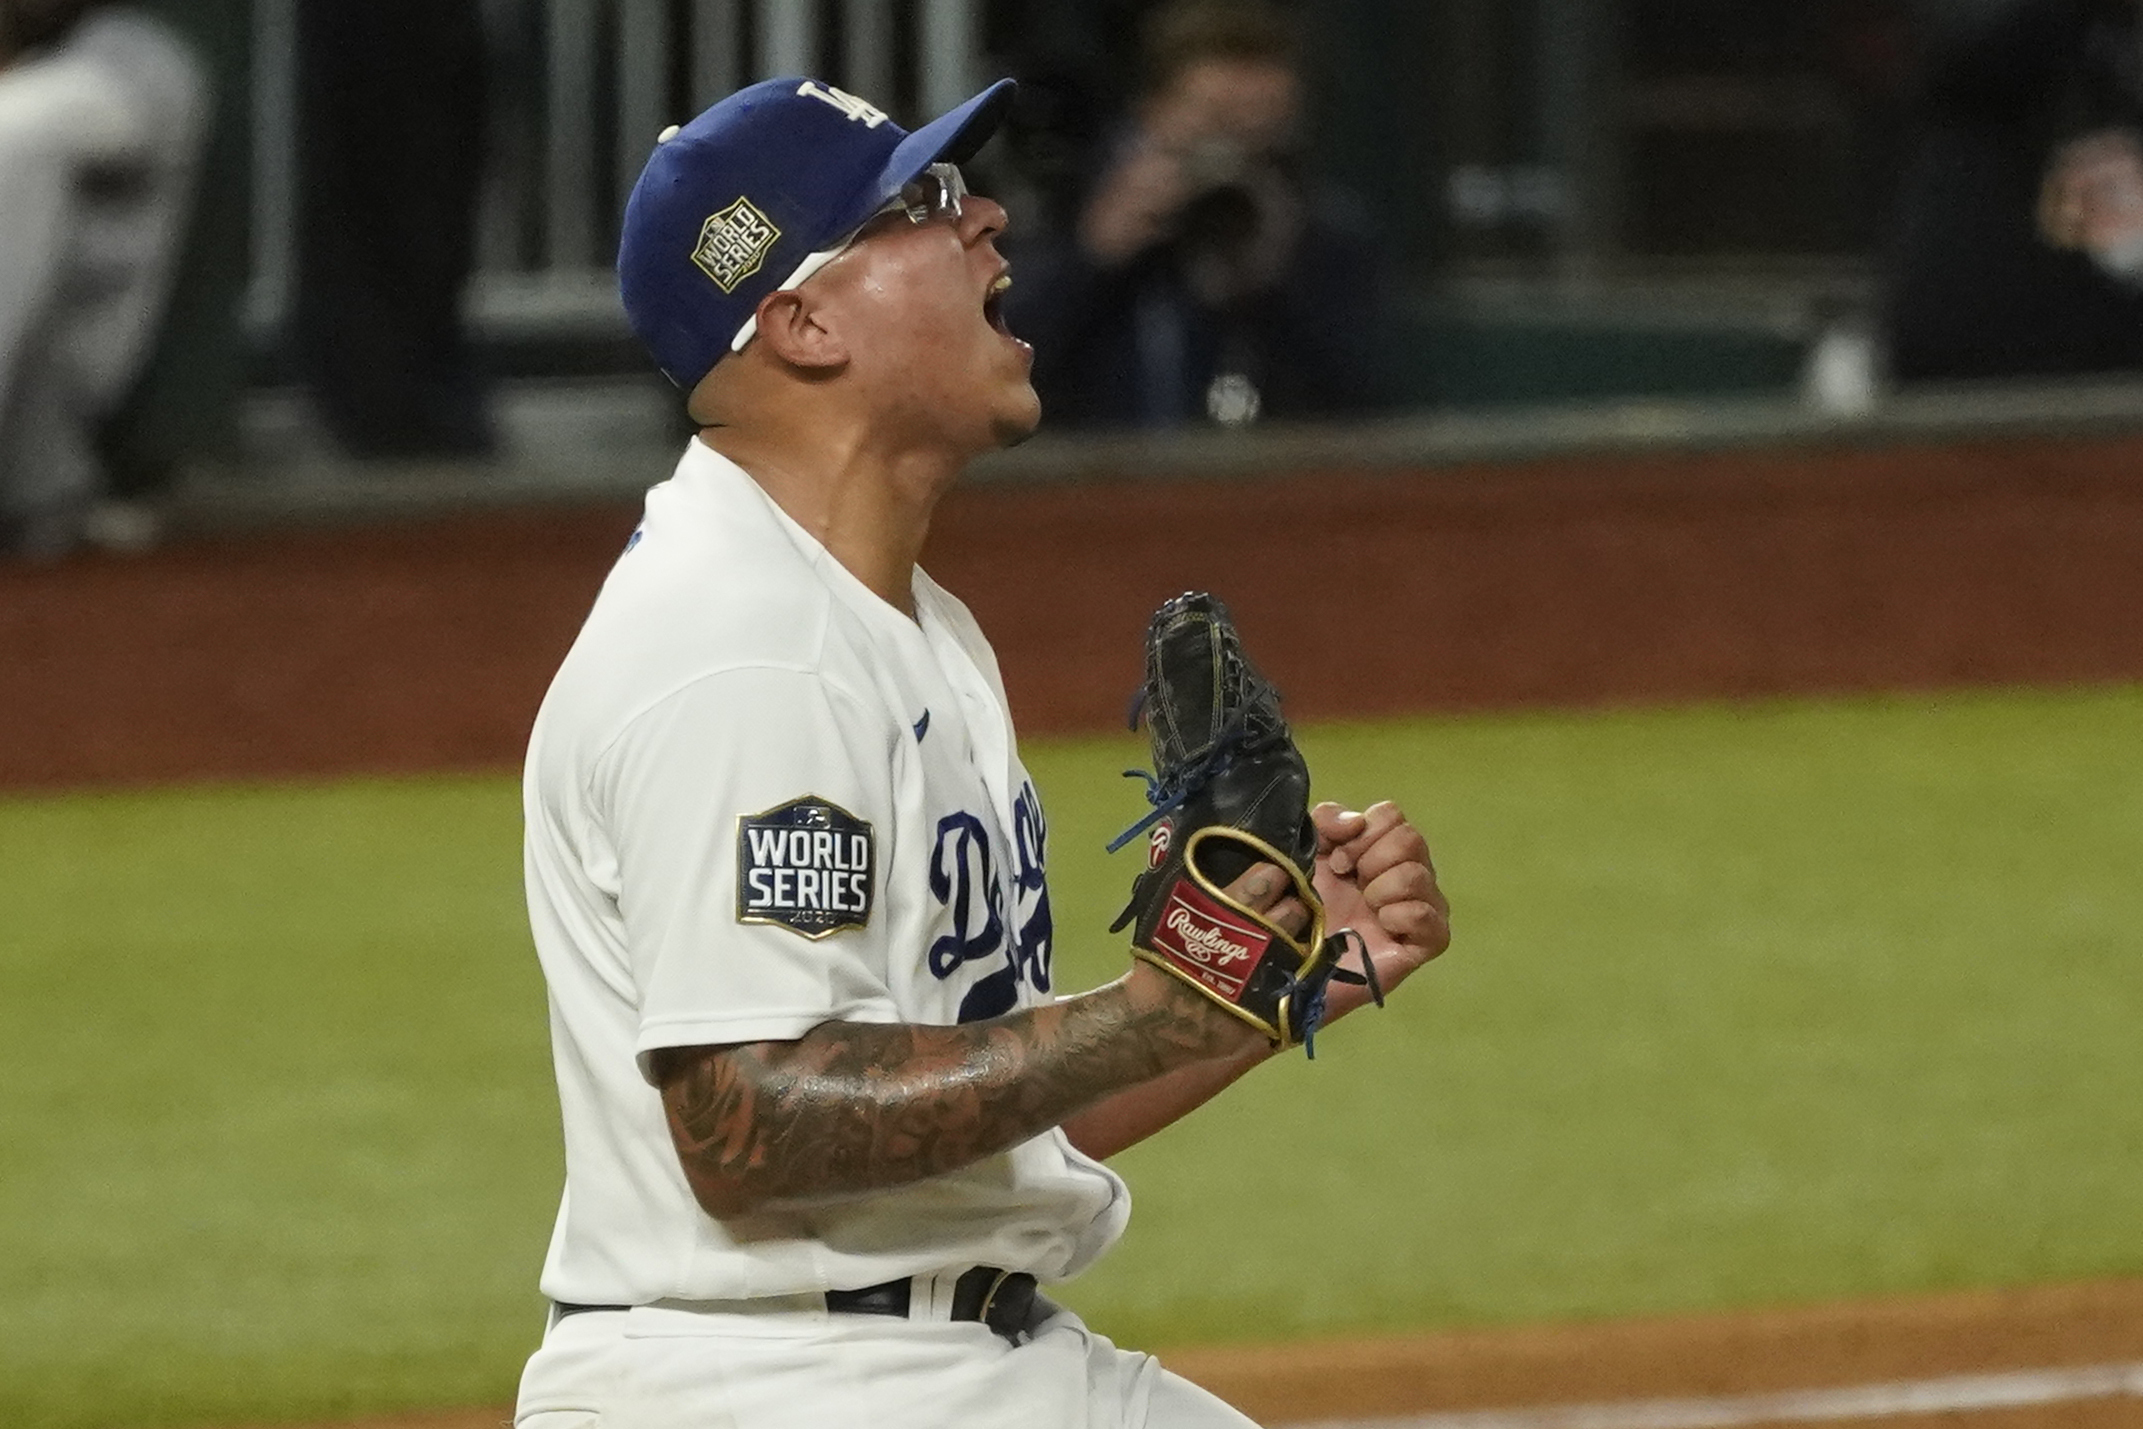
[1157,877,1265,992]
[1164,899,1257,968]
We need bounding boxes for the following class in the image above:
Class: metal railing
[247,0,983,340]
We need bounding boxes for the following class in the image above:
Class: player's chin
[989,380,1044,449]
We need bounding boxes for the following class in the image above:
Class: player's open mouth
[984,273,1015,338]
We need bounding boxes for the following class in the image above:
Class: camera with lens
[1172,138,1303,304]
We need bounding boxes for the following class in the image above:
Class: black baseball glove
[1109,592,1378,1052]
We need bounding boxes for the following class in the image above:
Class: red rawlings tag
[1147,821,1172,870]
[1148,878,1269,1001]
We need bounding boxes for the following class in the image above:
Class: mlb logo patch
[737,795,875,938]
[693,197,782,293]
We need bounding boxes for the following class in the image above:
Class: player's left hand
[1311,800,1449,1023]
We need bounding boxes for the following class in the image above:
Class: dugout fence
[244,0,985,345]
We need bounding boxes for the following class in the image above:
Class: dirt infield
[205,1279,2143,1429]
[1164,1278,2143,1425]
[8,429,2143,790]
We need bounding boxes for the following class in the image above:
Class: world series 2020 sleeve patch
[736,796,876,938]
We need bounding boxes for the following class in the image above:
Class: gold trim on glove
[1130,824,1337,1049]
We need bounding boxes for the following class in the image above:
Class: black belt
[554,1266,1039,1344]
[827,1266,1039,1343]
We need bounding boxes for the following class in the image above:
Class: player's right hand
[1312,800,1450,1025]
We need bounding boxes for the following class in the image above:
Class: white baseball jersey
[522,438,1130,1309]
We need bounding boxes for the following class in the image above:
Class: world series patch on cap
[737,796,876,938]
[618,74,1016,392]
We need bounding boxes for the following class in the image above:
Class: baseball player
[515,75,1449,1429]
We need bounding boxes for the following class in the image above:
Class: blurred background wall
[2,0,2120,535]
[2,0,2140,554]
[228,0,1908,408]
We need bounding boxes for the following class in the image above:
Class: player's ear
[752,288,850,372]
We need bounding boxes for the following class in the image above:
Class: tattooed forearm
[650,968,1251,1218]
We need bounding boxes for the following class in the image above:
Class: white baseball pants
[515,1297,1260,1428]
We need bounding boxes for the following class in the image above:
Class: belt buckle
[974,1267,1015,1323]
[971,1268,1036,1345]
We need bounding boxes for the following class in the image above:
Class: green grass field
[5,688,2142,1428]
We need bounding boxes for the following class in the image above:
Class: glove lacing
[1104,653,1286,855]
[1288,928,1385,1059]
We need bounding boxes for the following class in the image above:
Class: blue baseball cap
[618,76,1017,391]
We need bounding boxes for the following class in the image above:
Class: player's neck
[699,427,960,618]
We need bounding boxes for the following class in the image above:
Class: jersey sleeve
[595,666,903,1077]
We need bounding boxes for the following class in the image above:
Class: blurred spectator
[1003,0,1390,428]
[0,0,206,558]
[1887,0,2143,381]
[294,0,494,459]
[97,0,249,525]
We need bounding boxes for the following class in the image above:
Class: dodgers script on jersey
[521,441,1128,1308]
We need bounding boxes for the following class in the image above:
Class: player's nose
[959,194,1009,247]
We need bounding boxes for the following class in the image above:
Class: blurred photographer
[0,0,204,558]
[1004,0,1388,428]
[1887,0,2143,380]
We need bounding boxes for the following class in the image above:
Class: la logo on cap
[692,197,781,293]
[798,80,889,127]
